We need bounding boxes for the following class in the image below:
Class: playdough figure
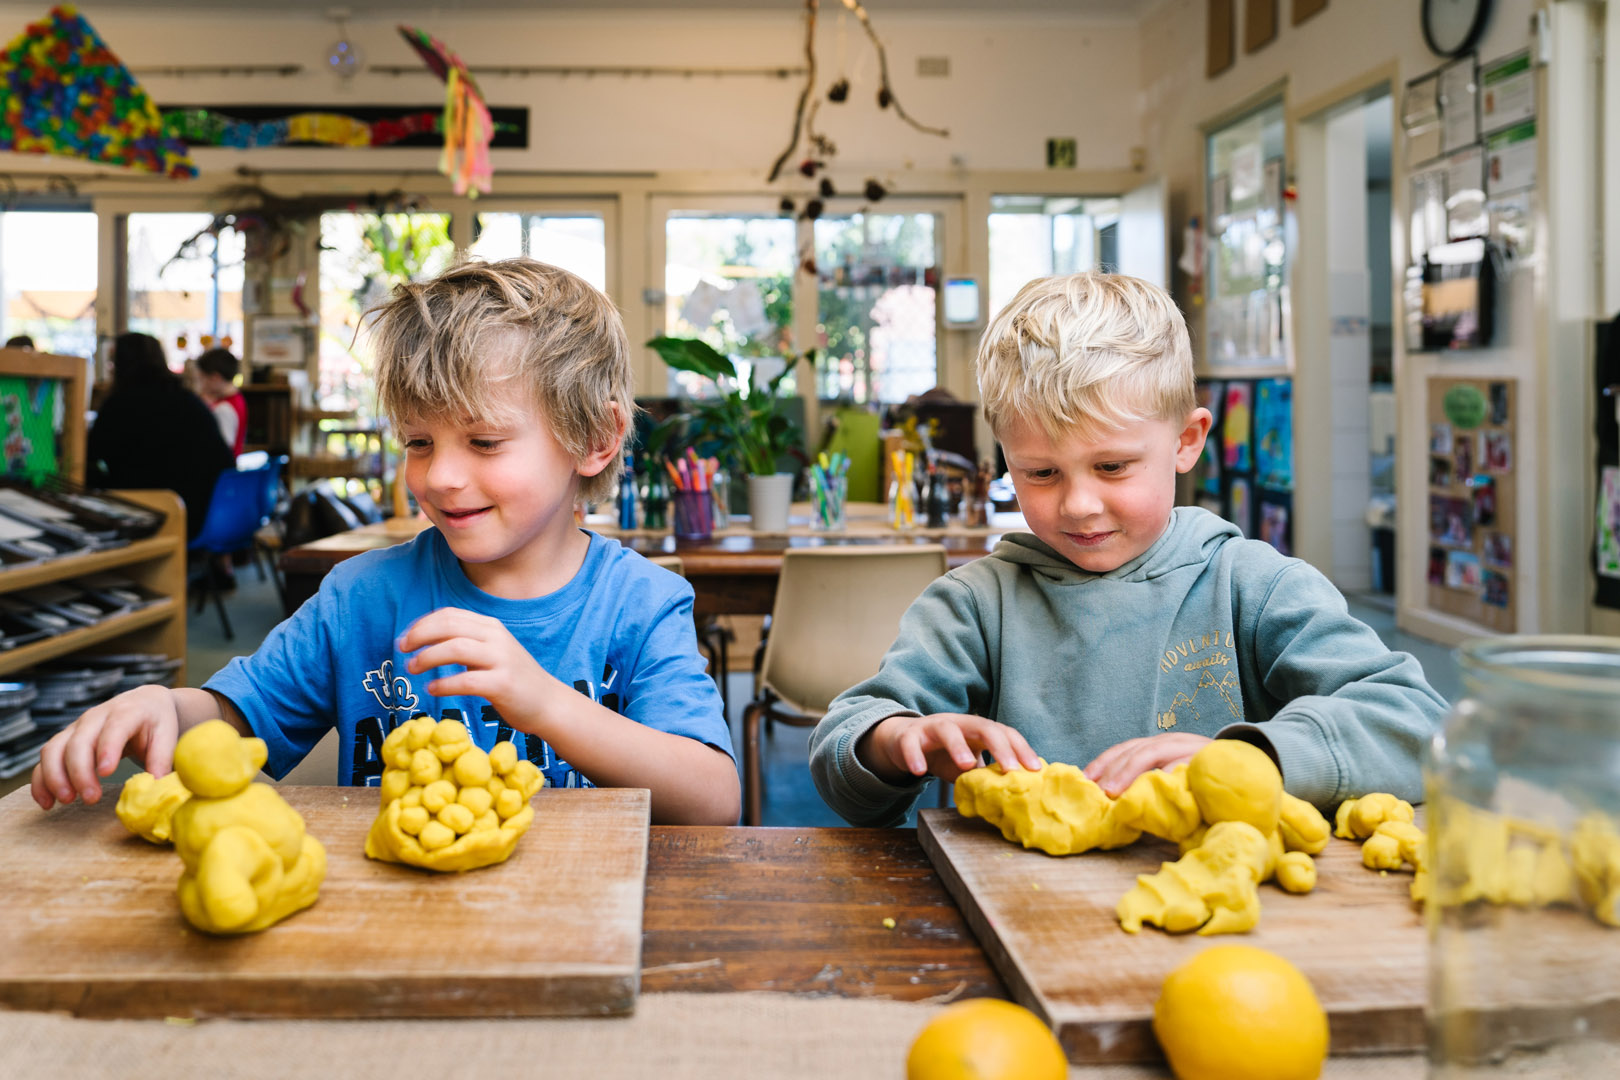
[168,720,326,935]
[115,770,192,843]
[364,717,545,872]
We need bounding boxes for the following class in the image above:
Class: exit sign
[1046,138,1076,169]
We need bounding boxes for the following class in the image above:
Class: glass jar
[1426,636,1620,1076]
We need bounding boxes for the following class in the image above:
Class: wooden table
[280,504,1025,621]
[640,825,1003,1000]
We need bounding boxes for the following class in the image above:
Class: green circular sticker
[1443,384,1488,429]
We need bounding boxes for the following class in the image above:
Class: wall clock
[1422,0,1492,58]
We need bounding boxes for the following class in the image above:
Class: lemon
[906,998,1067,1080]
[1153,944,1328,1080]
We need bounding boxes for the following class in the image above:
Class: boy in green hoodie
[809,272,1447,827]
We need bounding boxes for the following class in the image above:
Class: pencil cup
[672,489,714,541]
[811,471,847,531]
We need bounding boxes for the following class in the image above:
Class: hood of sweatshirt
[989,506,1243,585]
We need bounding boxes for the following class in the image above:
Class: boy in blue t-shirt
[33,258,739,825]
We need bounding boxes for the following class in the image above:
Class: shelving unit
[241,382,390,493]
[0,489,187,682]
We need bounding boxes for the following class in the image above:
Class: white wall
[0,6,1143,176]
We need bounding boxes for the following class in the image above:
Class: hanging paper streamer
[397,25,492,196]
[0,5,196,178]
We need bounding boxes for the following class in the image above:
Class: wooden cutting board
[0,785,650,1019]
[918,807,1426,1064]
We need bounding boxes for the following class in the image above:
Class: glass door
[467,198,615,297]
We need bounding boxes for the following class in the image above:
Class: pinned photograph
[1484,569,1510,608]
[1428,546,1446,586]
[1454,430,1473,479]
[1429,456,1453,487]
[1445,550,1483,590]
[1471,475,1496,527]
[1482,531,1513,568]
[1430,423,1453,454]
[1430,494,1473,547]
[1484,431,1512,473]
[1259,501,1291,556]
[1489,382,1510,425]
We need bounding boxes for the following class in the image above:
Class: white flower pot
[747,472,795,533]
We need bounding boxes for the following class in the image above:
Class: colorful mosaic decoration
[398,24,493,196]
[0,5,195,177]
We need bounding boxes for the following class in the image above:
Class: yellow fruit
[1153,945,1328,1080]
[906,998,1066,1080]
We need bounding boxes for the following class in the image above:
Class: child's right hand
[30,685,183,810]
[858,712,1043,785]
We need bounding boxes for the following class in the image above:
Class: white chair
[741,544,948,826]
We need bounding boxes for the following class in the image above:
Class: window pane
[0,210,98,358]
[470,212,607,292]
[1205,100,1288,367]
[812,212,938,405]
[987,195,1118,324]
[663,212,795,396]
[127,212,245,371]
[318,211,452,414]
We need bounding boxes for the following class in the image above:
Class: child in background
[35,259,739,825]
[194,347,247,456]
[810,271,1446,827]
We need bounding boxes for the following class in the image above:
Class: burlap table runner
[5,991,1612,1078]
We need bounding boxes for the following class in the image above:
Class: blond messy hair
[368,257,633,504]
[976,271,1195,443]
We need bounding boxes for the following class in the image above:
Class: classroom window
[0,209,98,359]
[318,211,453,414]
[469,212,607,292]
[811,211,939,405]
[126,212,245,371]
[1205,99,1289,368]
[987,195,1121,323]
[662,212,796,398]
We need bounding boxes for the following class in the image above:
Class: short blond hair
[976,272,1195,443]
[369,258,633,504]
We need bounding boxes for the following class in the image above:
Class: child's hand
[860,713,1043,786]
[1083,732,1213,797]
[397,607,552,727]
[31,684,183,810]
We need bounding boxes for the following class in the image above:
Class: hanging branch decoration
[766,0,819,183]
[837,0,948,139]
[765,0,946,196]
[0,5,196,178]
[398,25,494,196]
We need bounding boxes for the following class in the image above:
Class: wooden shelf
[0,536,179,593]
[0,600,178,677]
[290,458,384,480]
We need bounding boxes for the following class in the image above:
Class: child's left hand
[397,608,553,727]
[1083,733,1212,797]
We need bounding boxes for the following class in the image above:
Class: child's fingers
[1082,736,1146,782]
[977,724,1042,772]
[931,722,978,772]
[403,637,486,676]
[1093,742,1166,796]
[60,717,107,805]
[396,607,489,653]
[142,713,179,780]
[894,728,929,776]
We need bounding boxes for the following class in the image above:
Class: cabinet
[241,383,391,489]
[0,488,187,681]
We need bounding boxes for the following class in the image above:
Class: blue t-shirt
[205,528,732,789]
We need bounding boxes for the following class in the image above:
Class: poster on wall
[1253,377,1293,490]
[1485,122,1537,197]
[1480,52,1534,133]
[1402,72,1442,167]
[1222,382,1253,472]
[1439,56,1479,154]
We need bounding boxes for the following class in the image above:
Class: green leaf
[646,335,737,381]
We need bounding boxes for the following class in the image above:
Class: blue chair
[188,459,280,640]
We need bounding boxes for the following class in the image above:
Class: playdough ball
[408,747,443,786]
[1186,740,1283,836]
[452,746,493,788]
[495,787,526,820]
[398,805,430,836]
[457,786,494,817]
[1153,945,1328,1080]
[906,998,1067,1080]
[489,740,518,776]
[115,770,192,844]
[438,802,475,835]
[421,778,457,814]
[418,820,455,851]
[431,719,473,762]
[173,719,268,799]
[379,768,411,807]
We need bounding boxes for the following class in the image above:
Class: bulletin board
[0,348,85,484]
[1427,376,1516,631]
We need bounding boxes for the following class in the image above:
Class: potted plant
[646,335,807,532]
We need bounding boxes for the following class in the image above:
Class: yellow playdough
[364,717,545,872]
[168,720,327,935]
[115,770,192,843]
[956,740,1334,936]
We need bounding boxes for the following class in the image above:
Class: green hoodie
[808,506,1447,827]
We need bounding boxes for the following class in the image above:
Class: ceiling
[50,0,1157,15]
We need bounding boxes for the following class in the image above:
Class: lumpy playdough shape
[115,770,192,843]
[169,720,327,935]
[364,717,545,872]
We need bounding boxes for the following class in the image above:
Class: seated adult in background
[194,347,247,456]
[4,335,34,350]
[89,332,233,540]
